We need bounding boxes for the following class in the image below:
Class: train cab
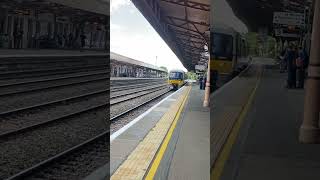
[210,24,248,90]
[168,69,186,90]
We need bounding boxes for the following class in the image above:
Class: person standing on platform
[203,76,207,90]
[13,29,18,49]
[199,76,203,90]
[17,30,23,49]
[285,43,297,89]
[68,33,73,48]
[296,46,308,89]
[80,33,86,50]
[280,48,287,73]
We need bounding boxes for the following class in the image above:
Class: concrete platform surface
[110,86,188,179]
[110,84,210,180]
[211,59,263,168]
[161,85,210,180]
[213,57,320,180]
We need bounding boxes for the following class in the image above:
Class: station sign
[274,28,300,38]
[195,65,206,71]
[273,12,305,27]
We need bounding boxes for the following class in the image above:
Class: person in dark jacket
[80,34,86,49]
[297,47,307,88]
[280,48,287,73]
[199,76,203,90]
[285,43,297,88]
[203,76,207,90]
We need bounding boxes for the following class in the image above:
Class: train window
[169,72,183,80]
[211,33,233,60]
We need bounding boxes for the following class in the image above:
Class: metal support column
[203,59,210,107]
[299,0,320,143]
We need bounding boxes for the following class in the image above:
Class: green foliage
[245,32,276,57]
[186,72,197,80]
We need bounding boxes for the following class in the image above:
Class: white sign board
[273,12,305,26]
[274,28,300,38]
[195,65,206,71]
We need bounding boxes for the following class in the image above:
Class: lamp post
[155,56,157,66]
[299,0,320,143]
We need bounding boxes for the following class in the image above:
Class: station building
[110,52,167,78]
[0,0,108,49]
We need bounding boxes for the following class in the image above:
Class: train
[168,69,186,90]
[210,24,249,88]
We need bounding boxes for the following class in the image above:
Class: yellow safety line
[145,86,192,180]
[211,68,263,180]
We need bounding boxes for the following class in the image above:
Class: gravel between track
[110,90,173,134]
[0,69,106,85]
[110,86,167,104]
[0,73,107,95]
[0,106,108,179]
[110,87,170,118]
[0,92,107,134]
[25,134,109,180]
[110,84,166,97]
[0,80,107,113]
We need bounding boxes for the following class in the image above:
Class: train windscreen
[169,72,183,80]
[211,33,233,60]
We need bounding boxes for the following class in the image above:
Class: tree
[186,72,197,80]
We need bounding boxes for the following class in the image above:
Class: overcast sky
[110,0,187,72]
[110,0,247,72]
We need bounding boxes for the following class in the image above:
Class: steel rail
[110,87,169,106]
[110,89,171,121]
[5,130,109,180]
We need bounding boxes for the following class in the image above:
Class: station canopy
[110,52,167,72]
[0,0,108,23]
[226,0,312,33]
[132,0,209,71]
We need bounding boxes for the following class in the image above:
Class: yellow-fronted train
[168,69,186,90]
[210,24,248,91]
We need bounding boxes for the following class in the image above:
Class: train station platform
[212,57,320,180]
[110,84,210,179]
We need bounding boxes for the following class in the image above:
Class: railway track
[0,64,108,80]
[110,87,171,121]
[0,100,108,139]
[0,56,168,179]
[0,70,107,87]
[0,73,108,97]
[110,84,168,99]
[110,85,168,105]
[5,131,109,180]
[0,102,107,179]
[110,81,166,92]
[110,79,166,87]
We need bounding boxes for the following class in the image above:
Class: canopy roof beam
[160,0,209,11]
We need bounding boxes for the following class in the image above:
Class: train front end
[168,70,185,91]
